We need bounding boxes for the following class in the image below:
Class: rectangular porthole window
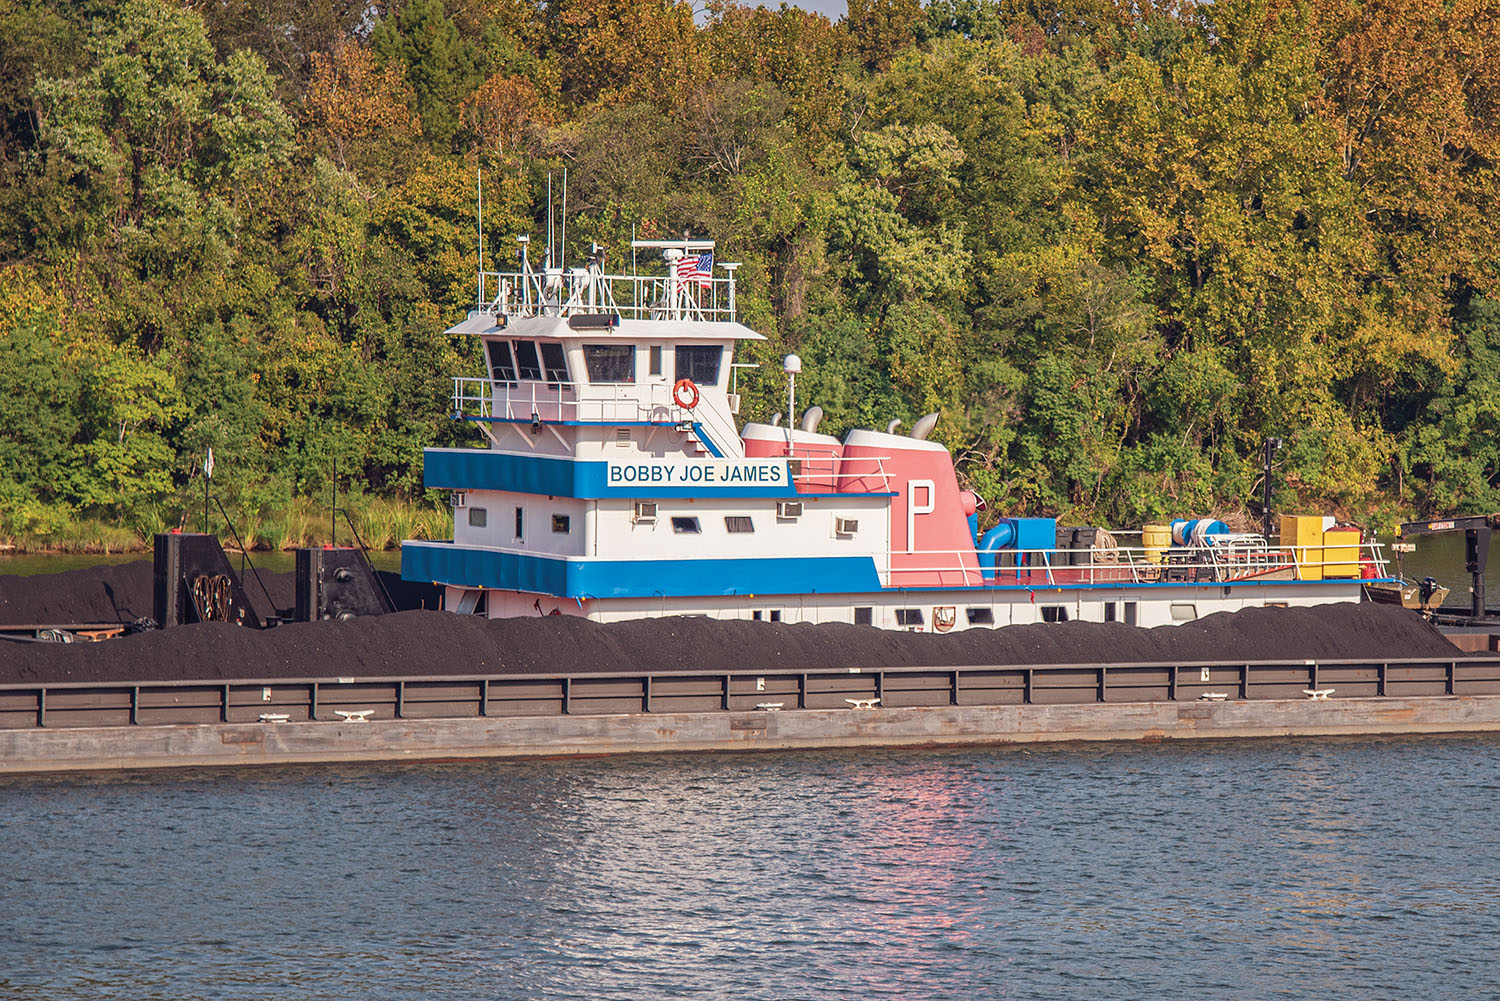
[854,607,873,626]
[671,517,701,534]
[582,344,635,384]
[649,345,663,376]
[514,507,524,541]
[1041,606,1069,623]
[1104,602,1117,623]
[966,607,994,625]
[674,345,722,385]
[895,608,924,626]
[1170,603,1198,621]
[769,610,781,622]
[724,516,754,533]
[752,610,762,621]
[1125,601,1138,626]
[552,514,570,534]
[468,508,487,528]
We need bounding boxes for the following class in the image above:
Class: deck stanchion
[221,684,229,723]
[561,677,571,715]
[310,682,319,722]
[480,679,489,716]
[643,675,652,713]
[395,681,405,719]
[1024,668,1033,705]
[130,687,139,726]
[1378,662,1387,697]
[951,670,960,706]
[36,688,44,728]
[799,673,807,709]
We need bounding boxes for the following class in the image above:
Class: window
[583,344,635,384]
[854,606,873,626]
[769,610,781,622]
[675,345,722,385]
[513,340,543,380]
[485,340,517,384]
[514,506,524,541]
[468,508,487,528]
[724,516,754,533]
[671,516,701,534]
[966,607,994,625]
[1170,603,1198,621]
[552,514,571,534]
[896,608,924,626]
[1125,601,1138,626]
[1104,602,1117,623]
[539,342,570,385]
[649,345,663,376]
[1041,605,1070,623]
[752,610,762,621]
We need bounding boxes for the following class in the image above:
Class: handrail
[478,268,739,322]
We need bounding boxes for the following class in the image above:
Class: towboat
[400,237,1395,630]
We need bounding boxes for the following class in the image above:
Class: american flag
[675,251,713,289]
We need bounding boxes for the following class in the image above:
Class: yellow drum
[1143,524,1170,564]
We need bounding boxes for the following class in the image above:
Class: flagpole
[203,448,212,535]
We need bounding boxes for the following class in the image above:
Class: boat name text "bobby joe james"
[607,459,787,486]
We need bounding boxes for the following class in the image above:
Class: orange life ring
[672,378,700,409]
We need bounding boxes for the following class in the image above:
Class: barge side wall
[5,696,1500,774]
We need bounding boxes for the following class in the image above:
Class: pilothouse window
[539,342,570,385]
[513,340,543,381]
[583,344,634,384]
[675,346,722,386]
[485,340,517,385]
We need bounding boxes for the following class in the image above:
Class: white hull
[461,580,1365,631]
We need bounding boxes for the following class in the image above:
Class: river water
[3,739,1498,999]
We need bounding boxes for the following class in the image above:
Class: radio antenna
[560,168,568,267]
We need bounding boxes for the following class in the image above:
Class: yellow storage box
[1281,515,1326,581]
[1323,527,1362,579]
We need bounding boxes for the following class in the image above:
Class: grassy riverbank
[0,496,452,555]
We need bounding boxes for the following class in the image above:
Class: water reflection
[4,738,1500,999]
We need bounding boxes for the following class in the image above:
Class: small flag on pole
[204,447,215,479]
[675,251,713,289]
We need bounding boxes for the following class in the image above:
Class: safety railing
[477,268,738,322]
[881,539,1391,589]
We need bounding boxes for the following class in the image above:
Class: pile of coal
[0,559,1464,685]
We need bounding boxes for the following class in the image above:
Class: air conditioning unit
[450,491,466,509]
[835,517,859,536]
[633,501,658,524]
[776,500,803,519]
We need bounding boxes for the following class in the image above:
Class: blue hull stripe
[424,448,796,499]
[402,543,883,598]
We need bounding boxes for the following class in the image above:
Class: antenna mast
[477,167,484,301]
